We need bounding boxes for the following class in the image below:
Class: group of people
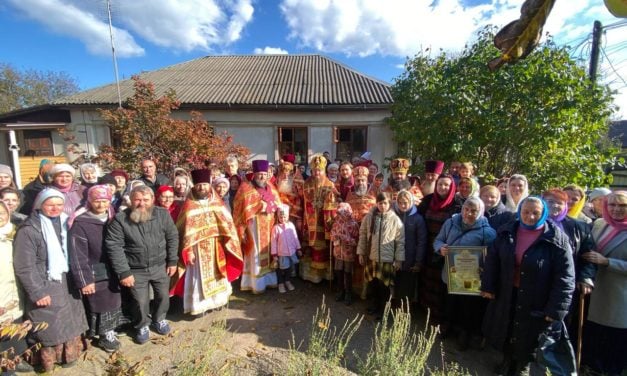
[0,154,624,376]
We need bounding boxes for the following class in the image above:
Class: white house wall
[70,108,396,168]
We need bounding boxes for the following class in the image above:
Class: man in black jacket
[139,159,170,193]
[105,185,178,344]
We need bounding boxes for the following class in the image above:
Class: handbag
[532,320,577,376]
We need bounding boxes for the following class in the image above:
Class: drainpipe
[8,130,22,189]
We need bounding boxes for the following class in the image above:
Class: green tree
[98,77,250,173]
[0,63,79,114]
[388,27,620,190]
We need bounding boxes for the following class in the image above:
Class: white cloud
[7,0,255,56]
[7,0,144,57]
[279,0,626,117]
[253,46,289,55]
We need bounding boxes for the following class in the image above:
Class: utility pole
[106,0,123,108]
[588,20,603,83]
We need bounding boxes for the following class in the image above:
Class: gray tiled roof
[54,55,392,107]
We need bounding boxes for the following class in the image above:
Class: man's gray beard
[391,179,411,191]
[277,177,293,193]
[421,181,435,194]
[253,180,266,188]
[354,184,368,196]
[130,206,154,223]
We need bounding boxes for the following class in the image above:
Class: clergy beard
[354,184,368,196]
[253,180,267,189]
[277,177,293,193]
[130,206,153,223]
[391,179,411,191]
[193,190,210,200]
[421,181,435,194]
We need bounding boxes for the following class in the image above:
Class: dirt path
[37,279,500,375]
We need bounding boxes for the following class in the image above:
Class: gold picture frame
[445,246,487,296]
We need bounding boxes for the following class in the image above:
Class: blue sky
[1,0,625,117]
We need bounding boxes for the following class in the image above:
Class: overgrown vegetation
[286,296,363,375]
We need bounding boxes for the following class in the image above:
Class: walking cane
[577,290,585,373]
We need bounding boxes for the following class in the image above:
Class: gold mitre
[390,158,410,174]
[310,154,327,170]
[353,166,369,178]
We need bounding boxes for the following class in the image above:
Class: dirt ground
[32,279,501,375]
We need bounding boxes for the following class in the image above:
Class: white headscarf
[35,188,69,282]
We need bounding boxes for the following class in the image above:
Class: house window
[23,130,54,156]
[278,127,308,165]
[335,127,367,162]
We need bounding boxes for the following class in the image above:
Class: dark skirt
[26,273,88,347]
[365,261,395,287]
[87,308,124,337]
[445,294,487,334]
[419,255,447,323]
[84,279,122,313]
[395,270,419,303]
[582,321,627,375]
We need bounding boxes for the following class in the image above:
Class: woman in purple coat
[69,185,122,353]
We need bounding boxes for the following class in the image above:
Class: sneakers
[135,325,150,344]
[285,281,295,291]
[278,283,286,293]
[150,320,171,335]
[98,331,121,353]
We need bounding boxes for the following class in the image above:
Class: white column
[8,130,22,189]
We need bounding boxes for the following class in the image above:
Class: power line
[601,46,627,86]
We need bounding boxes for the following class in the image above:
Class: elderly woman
[504,174,529,212]
[156,185,181,222]
[564,184,592,224]
[212,177,231,212]
[481,197,575,376]
[0,187,28,226]
[172,174,191,202]
[435,197,496,349]
[0,201,34,373]
[79,163,99,190]
[13,189,88,372]
[417,174,461,325]
[46,163,85,216]
[480,185,513,231]
[580,191,627,375]
[69,185,121,353]
[393,189,428,305]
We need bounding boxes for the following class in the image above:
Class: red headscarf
[429,174,457,211]
[156,185,181,221]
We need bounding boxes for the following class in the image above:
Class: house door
[278,127,308,165]
[335,127,367,162]
[23,130,54,156]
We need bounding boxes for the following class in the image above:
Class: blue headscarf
[517,196,549,230]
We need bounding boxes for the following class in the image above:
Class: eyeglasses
[160,196,174,200]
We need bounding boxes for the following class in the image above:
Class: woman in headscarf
[435,197,496,350]
[0,164,18,190]
[46,164,85,216]
[455,176,479,206]
[504,174,529,212]
[393,189,427,306]
[13,189,88,372]
[172,172,192,203]
[79,163,99,190]
[228,175,241,212]
[480,185,513,231]
[68,185,122,353]
[580,191,627,375]
[563,184,592,224]
[481,197,575,376]
[212,177,231,213]
[155,185,181,222]
[0,201,35,373]
[417,174,461,326]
